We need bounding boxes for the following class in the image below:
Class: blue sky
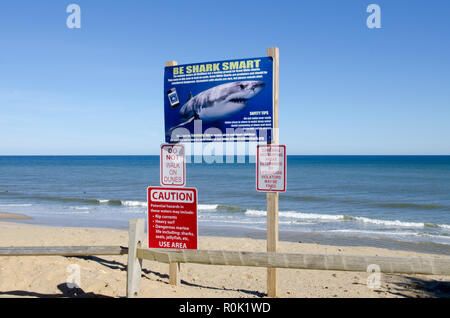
[0,0,449,155]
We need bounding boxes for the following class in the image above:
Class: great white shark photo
[168,80,265,137]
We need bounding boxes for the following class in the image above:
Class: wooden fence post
[127,219,145,298]
[169,263,181,286]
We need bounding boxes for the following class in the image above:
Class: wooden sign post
[165,60,181,286]
[266,47,279,298]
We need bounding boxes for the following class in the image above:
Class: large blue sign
[164,57,273,143]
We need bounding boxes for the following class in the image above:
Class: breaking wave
[2,189,449,232]
[244,209,450,230]
[121,200,147,207]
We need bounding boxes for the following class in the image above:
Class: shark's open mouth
[229,98,249,104]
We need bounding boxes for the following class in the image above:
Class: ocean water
[0,156,449,254]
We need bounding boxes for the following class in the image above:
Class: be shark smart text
[172,59,263,75]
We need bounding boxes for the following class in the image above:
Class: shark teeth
[229,98,248,104]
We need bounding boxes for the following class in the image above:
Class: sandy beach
[0,219,449,298]
[0,212,33,220]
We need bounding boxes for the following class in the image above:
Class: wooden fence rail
[136,247,450,275]
[0,246,128,257]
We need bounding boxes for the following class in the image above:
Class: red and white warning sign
[256,145,287,192]
[160,144,185,187]
[147,186,198,250]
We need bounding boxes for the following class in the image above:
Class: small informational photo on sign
[256,145,286,192]
[160,144,186,187]
[147,186,198,250]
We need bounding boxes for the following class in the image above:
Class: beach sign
[256,145,286,192]
[164,57,274,143]
[147,186,198,249]
[163,48,281,296]
[160,144,186,187]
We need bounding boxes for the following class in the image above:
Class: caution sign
[147,186,198,249]
[160,144,186,187]
[256,145,286,192]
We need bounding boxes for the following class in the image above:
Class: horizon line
[1,154,449,157]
